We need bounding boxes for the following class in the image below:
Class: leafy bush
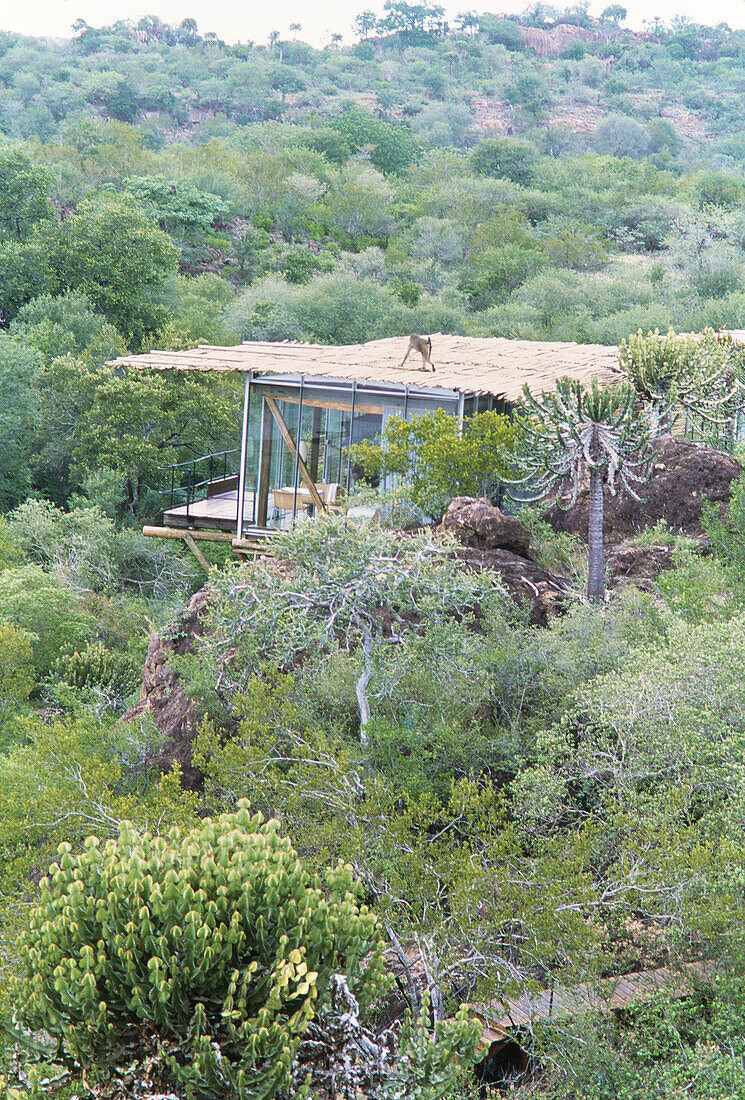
[470,136,537,185]
[0,336,41,510]
[9,290,126,366]
[703,471,745,580]
[16,803,387,1098]
[53,641,139,698]
[0,622,34,738]
[349,408,520,518]
[8,498,198,599]
[0,565,95,676]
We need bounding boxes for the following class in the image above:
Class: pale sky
[3,0,745,46]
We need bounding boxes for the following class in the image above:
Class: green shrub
[349,408,519,518]
[53,642,139,697]
[16,802,387,1099]
[656,546,741,624]
[703,472,745,580]
[0,621,34,744]
[0,565,96,677]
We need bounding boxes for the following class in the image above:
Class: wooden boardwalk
[473,962,713,1047]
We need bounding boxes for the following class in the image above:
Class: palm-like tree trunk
[587,465,605,601]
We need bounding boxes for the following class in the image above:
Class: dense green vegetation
[2,2,745,509]
[6,4,745,1097]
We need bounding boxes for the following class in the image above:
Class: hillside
[0,3,742,374]
[6,5,745,1099]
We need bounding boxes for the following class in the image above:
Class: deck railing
[159,448,241,521]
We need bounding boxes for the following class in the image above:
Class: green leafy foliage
[182,516,513,734]
[0,565,95,676]
[0,148,53,240]
[703,471,745,583]
[0,337,41,510]
[9,291,126,366]
[0,622,34,737]
[52,192,179,344]
[470,137,537,185]
[17,803,387,1098]
[8,498,198,599]
[349,408,520,517]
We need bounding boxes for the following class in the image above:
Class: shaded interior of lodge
[110,334,620,559]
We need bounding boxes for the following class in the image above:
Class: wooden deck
[161,489,316,533]
[163,490,248,532]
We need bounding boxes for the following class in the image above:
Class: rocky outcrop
[436,497,572,624]
[122,585,215,790]
[437,496,533,558]
[605,543,676,591]
[450,546,573,625]
[543,435,741,545]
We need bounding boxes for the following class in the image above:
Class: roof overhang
[108,334,621,404]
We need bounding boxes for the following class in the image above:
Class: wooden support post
[183,531,212,575]
[256,398,274,528]
[265,396,326,513]
[309,406,323,484]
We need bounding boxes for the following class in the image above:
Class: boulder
[449,546,572,626]
[605,543,676,592]
[543,435,741,545]
[437,497,570,623]
[437,497,533,559]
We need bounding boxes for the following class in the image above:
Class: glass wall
[242,378,462,533]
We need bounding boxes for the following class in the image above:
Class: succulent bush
[16,802,387,1099]
[53,641,139,697]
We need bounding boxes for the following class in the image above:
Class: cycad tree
[518,377,669,601]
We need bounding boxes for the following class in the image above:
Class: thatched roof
[110,334,621,403]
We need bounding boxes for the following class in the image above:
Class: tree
[10,291,125,366]
[121,176,228,246]
[455,10,479,34]
[595,114,653,159]
[517,378,668,601]
[354,10,379,38]
[380,0,447,44]
[176,17,200,44]
[269,66,306,105]
[0,622,34,734]
[503,73,551,122]
[54,193,179,344]
[331,104,418,176]
[469,136,537,185]
[0,149,53,240]
[0,337,42,510]
[34,355,240,511]
[181,517,511,738]
[0,565,96,677]
[601,4,627,23]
